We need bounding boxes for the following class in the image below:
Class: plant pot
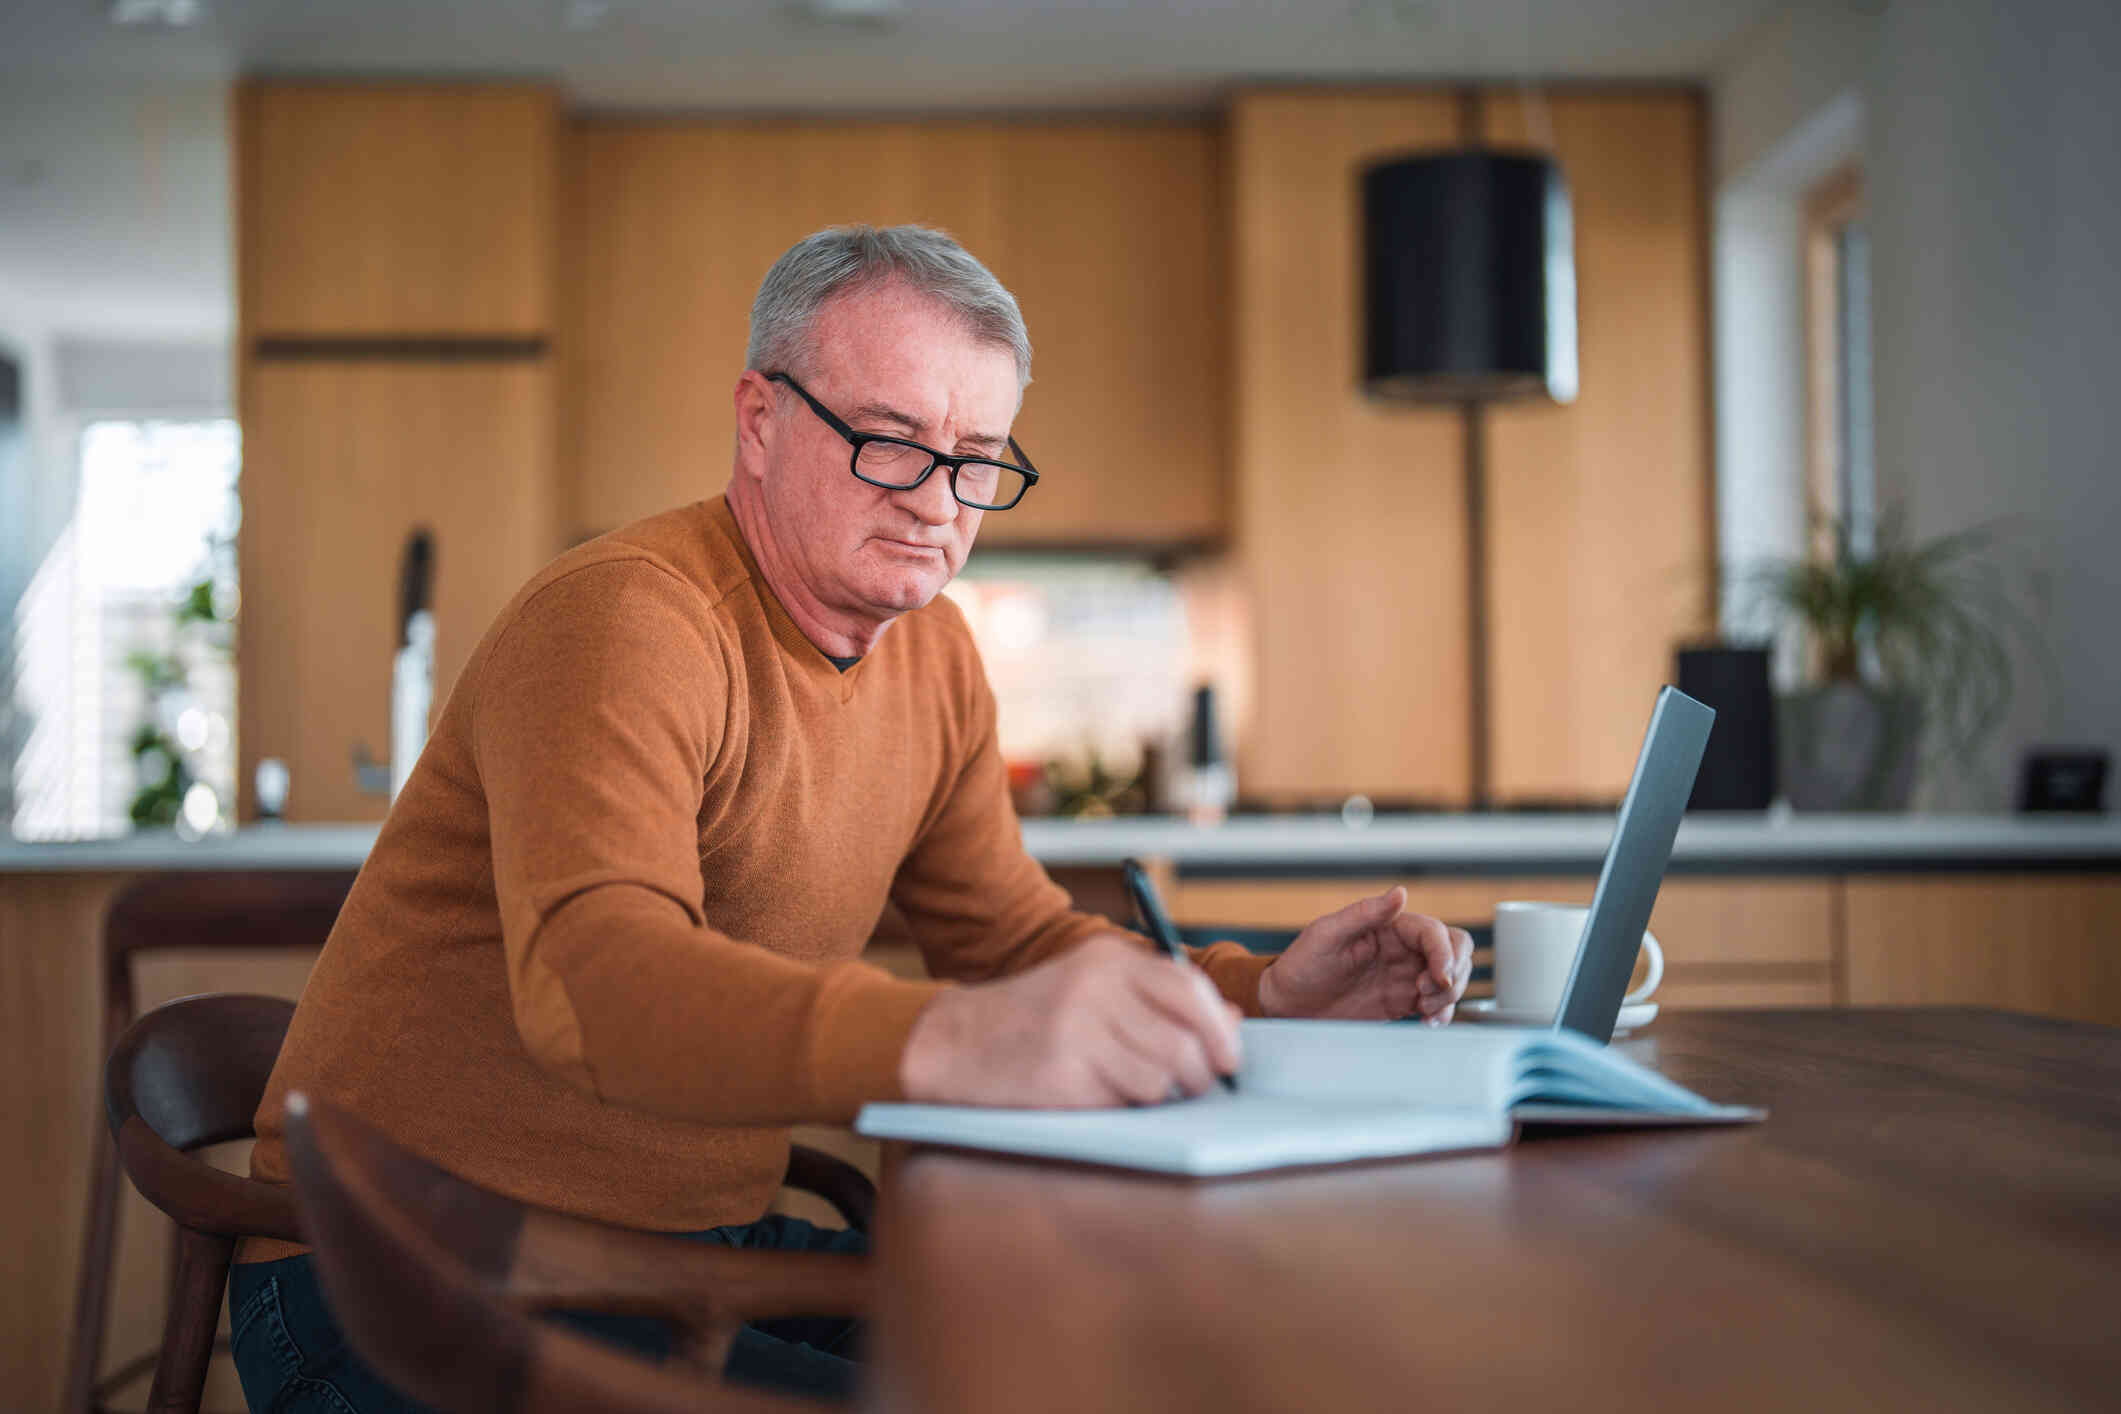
[1777,681,1922,811]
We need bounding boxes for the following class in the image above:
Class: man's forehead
[805,283,1020,420]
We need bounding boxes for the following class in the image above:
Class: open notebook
[856,1019,1763,1177]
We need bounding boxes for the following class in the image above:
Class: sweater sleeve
[888,628,1276,1015]
[474,558,943,1126]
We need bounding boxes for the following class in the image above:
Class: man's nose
[900,466,961,527]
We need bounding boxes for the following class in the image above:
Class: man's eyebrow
[844,400,925,433]
[846,401,1009,455]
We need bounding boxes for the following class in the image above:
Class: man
[231,225,1474,1410]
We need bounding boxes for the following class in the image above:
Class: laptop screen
[1552,686,1715,1043]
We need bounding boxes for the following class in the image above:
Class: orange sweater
[247,496,1272,1247]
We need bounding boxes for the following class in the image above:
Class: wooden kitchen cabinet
[237,80,561,821]
[1478,91,1715,803]
[1173,868,2121,1023]
[1844,875,2121,1024]
[1228,90,1473,806]
[237,362,557,822]
[561,118,1227,546]
[1168,873,1838,1009]
[1227,88,1711,808]
[987,124,1229,547]
[239,82,559,337]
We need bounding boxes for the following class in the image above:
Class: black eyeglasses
[766,372,1040,512]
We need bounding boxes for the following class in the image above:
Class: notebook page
[1508,1029,1719,1113]
[1237,1019,1524,1109]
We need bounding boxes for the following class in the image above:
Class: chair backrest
[96,869,347,1076]
[104,993,301,1241]
[284,1095,864,1414]
[104,870,355,963]
[101,870,353,1025]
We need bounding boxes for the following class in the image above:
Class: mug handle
[1624,930,1664,1004]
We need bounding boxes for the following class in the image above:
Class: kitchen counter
[1028,812,2121,874]
[4,813,2119,874]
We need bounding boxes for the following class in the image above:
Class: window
[10,419,239,840]
[1804,163,1874,554]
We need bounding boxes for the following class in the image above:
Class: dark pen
[1121,857,1240,1093]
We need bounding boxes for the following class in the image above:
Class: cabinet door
[1479,92,1714,803]
[984,124,1228,547]
[240,83,558,337]
[561,118,1226,547]
[1228,90,1472,805]
[238,362,556,822]
[1844,875,2121,1024]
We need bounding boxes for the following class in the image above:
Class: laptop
[1548,685,1716,1044]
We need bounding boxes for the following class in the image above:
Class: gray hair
[746,224,1032,389]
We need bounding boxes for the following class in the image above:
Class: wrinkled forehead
[800,280,1022,430]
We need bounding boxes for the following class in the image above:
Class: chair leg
[166,1218,187,1343]
[144,1227,235,1414]
[62,1118,124,1414]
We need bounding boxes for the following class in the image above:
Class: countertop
[4,814,2120,875]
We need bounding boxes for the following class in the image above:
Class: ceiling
[3,0,1786,111]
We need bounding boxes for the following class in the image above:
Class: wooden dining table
[863,1009,2121,1413]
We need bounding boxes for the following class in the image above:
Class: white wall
[1714,0,2121,809]
[1712,188,1805,629]
[1714,0,1877,185]
[1711,3,1872,686]
[1867,0,2121,808]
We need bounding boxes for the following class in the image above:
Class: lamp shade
[1361,150,1578,403]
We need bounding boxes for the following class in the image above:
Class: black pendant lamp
[1362,149,1577,404]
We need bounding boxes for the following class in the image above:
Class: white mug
[1491,900,1663,1019]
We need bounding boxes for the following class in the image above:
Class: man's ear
[731,371,778,483]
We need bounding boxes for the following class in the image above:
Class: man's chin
[860,569,949,616]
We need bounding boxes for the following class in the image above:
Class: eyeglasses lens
[853,442,1027,509]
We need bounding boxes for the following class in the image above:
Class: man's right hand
[897,935,1244,1108]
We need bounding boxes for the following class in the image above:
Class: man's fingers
[1314,885,1407,941]
[904,935,1253,1108]
[1109,1004,1218,1097]
[1093,1038,1177,1107]
[1391,911,1458,987]
[1133,963,1243,1078]
[1411,929,1476,1022]
[1357,886,1408,928]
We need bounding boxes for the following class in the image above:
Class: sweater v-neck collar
[703,496,872,696]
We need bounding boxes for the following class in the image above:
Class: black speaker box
[1676,645,1777,811]
[2018,749,2108,813]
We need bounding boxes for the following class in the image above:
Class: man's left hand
[1257,887,1473,1022]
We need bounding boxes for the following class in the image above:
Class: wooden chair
[96,988,879,1414]
[98,992,306,1414]
[283,1092,873,1413]
[66,869,354,1414]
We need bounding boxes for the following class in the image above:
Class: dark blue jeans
[227,1215,865,1411]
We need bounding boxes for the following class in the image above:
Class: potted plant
[1735,511,2031,811]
